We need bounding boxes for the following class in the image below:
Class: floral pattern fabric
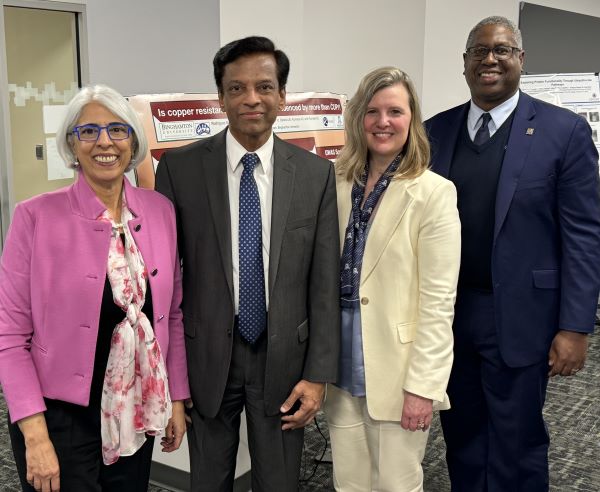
[99,202,172,465]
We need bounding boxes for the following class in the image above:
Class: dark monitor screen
[519,2,600,74]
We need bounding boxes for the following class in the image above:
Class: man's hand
[161,400,186,453]
[548,330,588,377]
[280,380,325,430]
[400,391,433,432]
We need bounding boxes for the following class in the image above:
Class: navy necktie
[238,153,266,344]
[473,112,492,146]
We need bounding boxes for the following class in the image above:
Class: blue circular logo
[196,123,210,136]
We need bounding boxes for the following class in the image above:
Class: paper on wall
[46,137,73,180]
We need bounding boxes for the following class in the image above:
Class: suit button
[151,269,158,276]
[227,328,232,337]
[134,224,141,232]
[361,297,369,305]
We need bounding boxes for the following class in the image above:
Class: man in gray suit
[155,36,340,491]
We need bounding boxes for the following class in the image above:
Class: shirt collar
[226,129,274,174]
[468,90,520,132]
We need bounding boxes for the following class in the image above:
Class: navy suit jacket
[425,91,600,367]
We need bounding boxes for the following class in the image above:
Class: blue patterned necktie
[473,112,492,146]
[238,153,267,344]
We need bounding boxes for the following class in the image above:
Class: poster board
[128,92,347,189]
[520,72,600,151]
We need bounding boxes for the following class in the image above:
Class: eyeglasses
[465,45,521,61]
[71,123,132,142]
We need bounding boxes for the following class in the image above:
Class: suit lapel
[122,179,149,264]
[430,103,469,178]
[494,92,536,241]
[269,137,295,292]
[360,178,416,285]
[203,132,234,301]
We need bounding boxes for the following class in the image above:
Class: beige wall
[86,0,220,95]
[302,0,426,105]
[220,0,426,101]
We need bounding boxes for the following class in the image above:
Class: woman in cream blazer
[323,67,460,492]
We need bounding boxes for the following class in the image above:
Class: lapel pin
[526,128,535,135]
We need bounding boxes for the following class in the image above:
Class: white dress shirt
[226,129,274,313]
[468,90,520,141]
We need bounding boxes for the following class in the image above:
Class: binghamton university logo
[196,122,210,136]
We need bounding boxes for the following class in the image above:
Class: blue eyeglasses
[71,123,132,142]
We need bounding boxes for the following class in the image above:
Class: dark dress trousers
[425,91,600,492]
[155,129,340,491]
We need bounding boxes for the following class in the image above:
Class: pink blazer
[0,174,190,423]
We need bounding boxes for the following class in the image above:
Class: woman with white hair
[0,84,189,491]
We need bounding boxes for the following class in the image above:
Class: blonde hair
[336,67,430,183]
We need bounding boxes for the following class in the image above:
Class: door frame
[0,0,89,247]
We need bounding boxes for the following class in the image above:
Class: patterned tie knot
[241,153,259,172]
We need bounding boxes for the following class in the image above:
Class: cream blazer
[337,169,461,421]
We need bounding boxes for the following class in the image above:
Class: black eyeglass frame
[465,45,522,61]
[70,123,133,142]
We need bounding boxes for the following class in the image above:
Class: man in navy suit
[425,16,600,491]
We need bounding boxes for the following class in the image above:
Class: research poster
[128,92,347,189]
[521,73,600,151]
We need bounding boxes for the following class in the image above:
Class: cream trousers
[323,384,429,492]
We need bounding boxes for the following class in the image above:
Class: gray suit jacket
[155,129,340,417]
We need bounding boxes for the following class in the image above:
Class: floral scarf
[98,201,171,465]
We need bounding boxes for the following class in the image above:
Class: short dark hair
[213,36,290,93]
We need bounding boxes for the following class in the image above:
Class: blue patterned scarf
[340,154,401,308]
